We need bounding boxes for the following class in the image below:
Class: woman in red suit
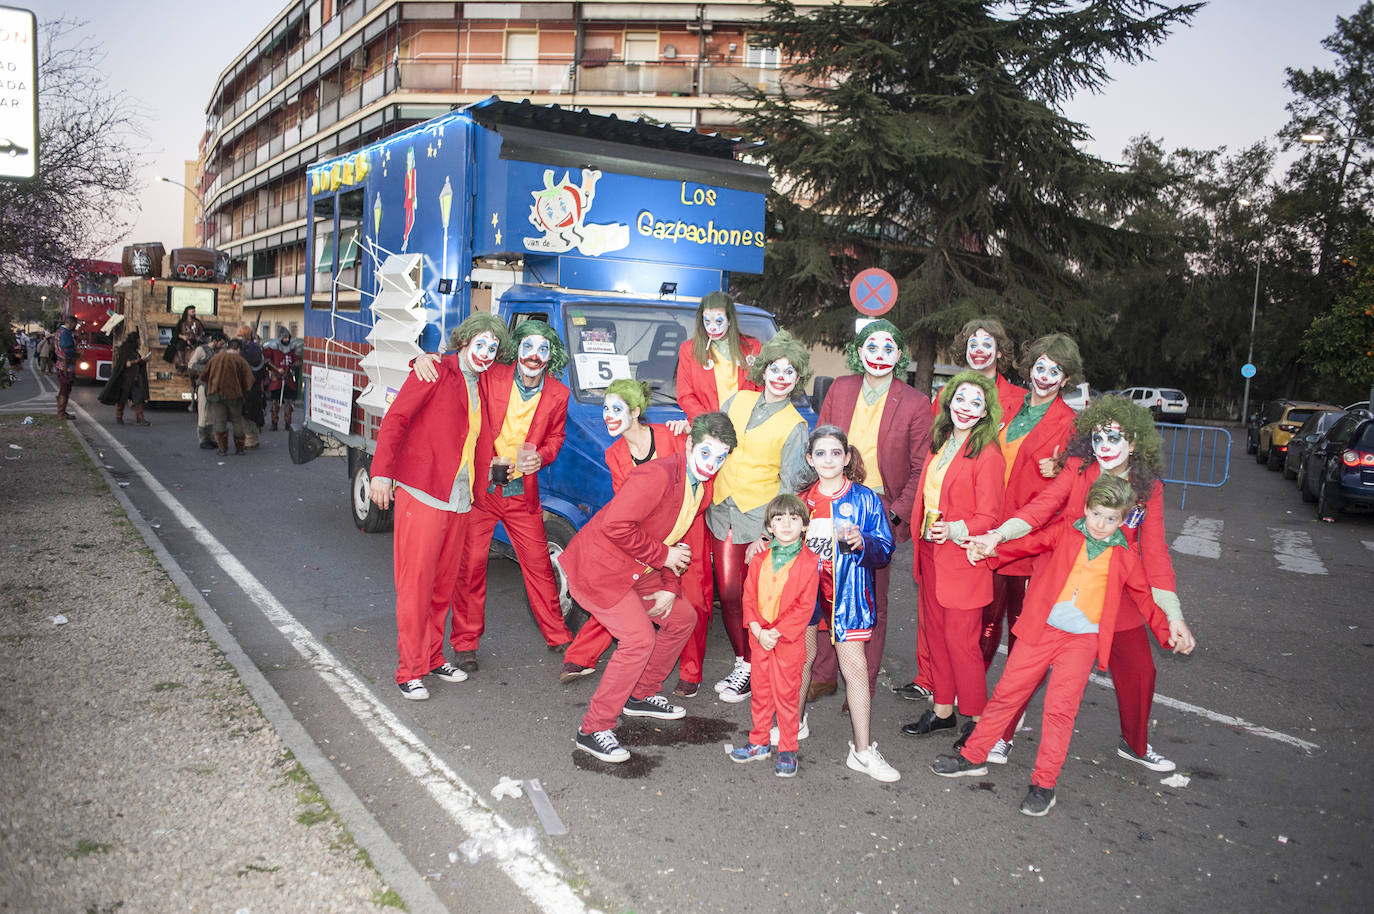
[901,371,1005,746]
[967,397,1195,771]
[675,291,762,420]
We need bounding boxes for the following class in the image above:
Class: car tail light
[1342,450,1374,467]
[1279,423,1300,432]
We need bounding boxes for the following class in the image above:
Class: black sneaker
[454,650,479,674]
[893,681,933,701]
[930,754,988,778]
[429,662,468,683]
[719,671,751,704]
[575,728,630,763]
[1020,784,1056,817]
[397,679,429,700]
[901,709,957,737]
[951,719,977,751]
[622,694,685,720]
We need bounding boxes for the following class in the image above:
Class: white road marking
[1172,516,1223,559]
[1269,528,1328,575]
[79,407,589,914]
[1363,541,1374,554]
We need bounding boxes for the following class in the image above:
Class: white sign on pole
[0,7,39,182]
[310,366,355,435]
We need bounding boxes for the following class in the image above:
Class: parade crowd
[359,296,1199,817]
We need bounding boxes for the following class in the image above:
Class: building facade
[199,0,838,336]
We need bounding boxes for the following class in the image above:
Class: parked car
[1296,409,1374,520]
[1247,399,1291,454]
[1120,386,1189,423]
[1061,382,1098,413]
[1258,402,1340,470]
[1283,409,1346,479]
[1346,400,1370,411]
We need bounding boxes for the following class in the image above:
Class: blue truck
[292,97,809,615]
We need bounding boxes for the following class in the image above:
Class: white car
[1061,381,1094,413]
[1120,386,1189,423]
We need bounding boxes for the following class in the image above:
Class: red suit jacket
[992,520,1171,669]
[560,451,713,608]
[605,425,687,489]
[913,441,1006,609]
[742,545,822,645]
[932,372,1027,429]
[473,362,570,514]
[998,395,1078,575]
[675,335,762,419]
[371,354,473,501]
[1013,457,1176,631]
[819,374,933,543]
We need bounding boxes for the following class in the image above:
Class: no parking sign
[849,268,897,317]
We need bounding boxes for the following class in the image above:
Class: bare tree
[0,19,147,287]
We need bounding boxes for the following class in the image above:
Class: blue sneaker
[775,750,798,778]
[730,742,771,764]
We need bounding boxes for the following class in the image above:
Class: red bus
[63,260,123,382]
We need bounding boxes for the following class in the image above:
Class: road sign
[1241,363,1256,379]
[0,7,39,181]
[849,268,897,317]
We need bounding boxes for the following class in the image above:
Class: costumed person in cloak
[264,328,304,430]
[98,325,153,426]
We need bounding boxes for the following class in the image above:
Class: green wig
[512,318,569,375]
[1018,333,1083,388]
[1086,473,1134,512]
[1063,395,1163,500]
[844,319,910,377]
[605,378,651,414]
[748,330,813,388]
[448,312,513,362]
[931,370,1002,458]
[691,410,738,450]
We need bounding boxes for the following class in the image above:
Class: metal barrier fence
[1157,422,1232,508]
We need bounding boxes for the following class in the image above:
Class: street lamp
[1237,198,1262,424]
[155,175,207,246]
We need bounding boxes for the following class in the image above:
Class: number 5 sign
[573,353,631,390]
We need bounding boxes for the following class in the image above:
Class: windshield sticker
[524,169,630,257]
[571,316,586,326]
[581,329,616,354]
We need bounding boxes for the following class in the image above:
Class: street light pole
[1238,198,1262,424]
[155,175,207,246]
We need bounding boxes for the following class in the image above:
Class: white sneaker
[398,679,429,700]
[715,657,748,693]
[986,738,1013,765]
[769,713,810,745]
[847,740,900,782]
[1117,739,1176,772]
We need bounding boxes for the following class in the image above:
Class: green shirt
[1005,398,1052,443]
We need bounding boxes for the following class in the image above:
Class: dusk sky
[38,0,1366,260]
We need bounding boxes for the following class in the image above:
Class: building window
[505,31,538,63]
[745,43,780,70]
[624,32,658,64]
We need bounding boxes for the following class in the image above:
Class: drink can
[921,508,943,541]
[1125,503,1147,530]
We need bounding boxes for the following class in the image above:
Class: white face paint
[464,331,500,373]
[949,382,988,431]
[1029,354,1066,400]
[690,435,731,479]
[1091,421,1133,472]
[602,393,635,438]
[966,329,997,372]
[806,436,849,482]
[517,333,552,381]
[860,330,899,378]
[764,357,799,399]
[702,308,729,342]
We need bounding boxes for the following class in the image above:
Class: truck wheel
[1317,477,1343,522]
[544,514,587,633]
[351,459,393,533]
[1298,463,1317,502]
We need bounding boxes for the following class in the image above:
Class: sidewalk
[0,414,410,911]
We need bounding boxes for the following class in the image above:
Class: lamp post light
[156,175,208,246]
[1237,198,1262,424]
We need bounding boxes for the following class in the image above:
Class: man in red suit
[369,312,509,700]
[810,319,932,701]
[563,412,738,763]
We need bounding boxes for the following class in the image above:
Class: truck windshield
[563,302,777,405]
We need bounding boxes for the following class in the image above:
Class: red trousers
[710,531,751,661]
[917,540,987,715]
[993,618,1156,755]
[748,634,807,752]
[979,573,1029,667]
[960,626,1098,789]
[575,582,698,733]
[564,519,711,678]
[450,496,571,652]
[392,489,469,683]
[811,563,888,696]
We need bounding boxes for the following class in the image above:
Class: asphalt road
[8,370,1373,913]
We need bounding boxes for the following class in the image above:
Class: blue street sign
[1241,363,1257,379]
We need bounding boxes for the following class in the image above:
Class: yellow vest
[756,551,797,624]
[922,438,957,511]
[714,391,804,513]
[849,387,887,494]
[1054,542,1111,624]
[457,380,481,497]
[664,472,704,547]
[997,425,1024,486]
[712,346,739,407]
[493,379,543,481]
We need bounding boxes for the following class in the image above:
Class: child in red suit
[730,494,820,778]
[930,474,1197,817]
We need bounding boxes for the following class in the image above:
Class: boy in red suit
[730,494,820,778]
[930,475,1196,816]
[564,412,738,763]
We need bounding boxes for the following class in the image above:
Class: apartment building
[199,0,835,334]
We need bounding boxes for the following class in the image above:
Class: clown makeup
[806,435,850,481]
[689,436,731,480]
[517,334,552,382]
[860,330,899,378]
[702,308,729,342]
[966,329,997,374]
[1091,422,1133,472]
[602,393,635,438]
[463,331,500,374]
[763,357,799,400]
[1028,354,1066,403]
[949,382,988,431]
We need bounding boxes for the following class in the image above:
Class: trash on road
[524,778,568,836]
[490,776,523,800]
[8,444,21,449]
[1277,834,1290,844]
[451,826,539,865]
[1160,773,1190,788]
[22,416,33,424]
[50,614,68,625]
